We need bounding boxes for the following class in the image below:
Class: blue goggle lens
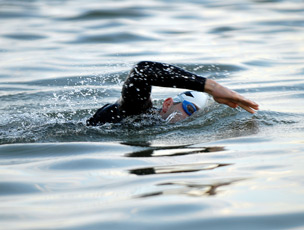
[182,100,197,116]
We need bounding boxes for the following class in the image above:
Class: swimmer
[86,61,259,126]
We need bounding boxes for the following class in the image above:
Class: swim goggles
[173,95,198,116]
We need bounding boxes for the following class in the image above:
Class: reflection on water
[137,179,243,198]
[126,146,225,157]
[129,162,230,175]
[0,0,304,229]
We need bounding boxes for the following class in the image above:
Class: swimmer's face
[159,98,197,123]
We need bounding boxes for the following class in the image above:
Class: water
[1,0,304,229]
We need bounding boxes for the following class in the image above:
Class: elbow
[134,61,153,71]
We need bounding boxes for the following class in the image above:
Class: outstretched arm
[119,61,206,115]
[120,61,258,115]
[204,79,259,114]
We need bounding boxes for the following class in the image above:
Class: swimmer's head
[159,91,209,123]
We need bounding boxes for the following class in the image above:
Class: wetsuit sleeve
[119,61,206,115]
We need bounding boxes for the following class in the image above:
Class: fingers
[232,92,259,113]
[216,96,259,114]
[224,100,257,114]
[226,101,238,109]
[238,98,259,113]
[238,103,256,114]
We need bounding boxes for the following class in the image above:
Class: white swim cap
[173,91,209,110]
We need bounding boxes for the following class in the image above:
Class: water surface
[0,0,304,229]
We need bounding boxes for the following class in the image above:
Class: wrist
[204,79,217,95]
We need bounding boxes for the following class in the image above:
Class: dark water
[1,0,304,229]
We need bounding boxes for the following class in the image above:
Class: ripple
[0,11,36,19]
[208,26,240,34]
[48,158,145,171]
[3,33,47,40]
[257,19,304,28]
[61,8,146,21]
[0,182,42,195]
[243,59,279,67]
[69,32,157,44]
[0,142,135,159]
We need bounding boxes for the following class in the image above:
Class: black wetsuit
[86,61,207,126]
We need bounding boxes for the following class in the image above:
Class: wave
[59,8,146,21]
[0,100,300,146]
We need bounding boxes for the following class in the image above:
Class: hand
[204,79,259,114]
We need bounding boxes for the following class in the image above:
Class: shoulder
[86,103,124,126]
